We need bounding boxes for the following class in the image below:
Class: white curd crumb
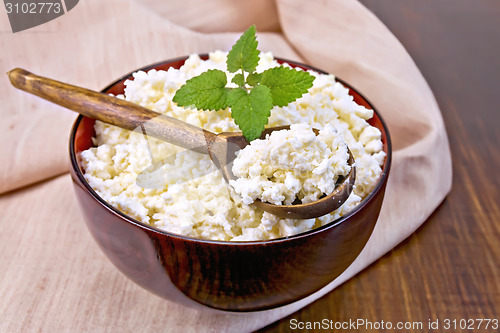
[80,51,385,241]
[229,123,351,206]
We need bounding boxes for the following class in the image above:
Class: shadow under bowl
[69,55,392,312]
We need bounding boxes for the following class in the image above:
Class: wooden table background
[259,0,500,331]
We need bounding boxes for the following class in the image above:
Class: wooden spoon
[7,68,355,219]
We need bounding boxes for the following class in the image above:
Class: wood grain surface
[258,0,500,331]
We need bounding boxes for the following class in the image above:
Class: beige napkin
[0,0,452,332]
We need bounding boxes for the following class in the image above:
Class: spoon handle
[7,68,215,154]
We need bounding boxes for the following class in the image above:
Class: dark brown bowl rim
[69,54,392,245]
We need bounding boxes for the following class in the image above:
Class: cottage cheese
[230,123,351,205]
[80,51,386,241]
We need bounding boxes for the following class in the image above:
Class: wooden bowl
[69,55,392,312]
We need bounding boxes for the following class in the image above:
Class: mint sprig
[173,25,315,141]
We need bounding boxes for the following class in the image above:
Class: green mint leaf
[260,67,315,107]
[246,72,262,86]
[172,69,228,110]
[231,73,245,87]
[228,85,273,141]
[226,25,260,74]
